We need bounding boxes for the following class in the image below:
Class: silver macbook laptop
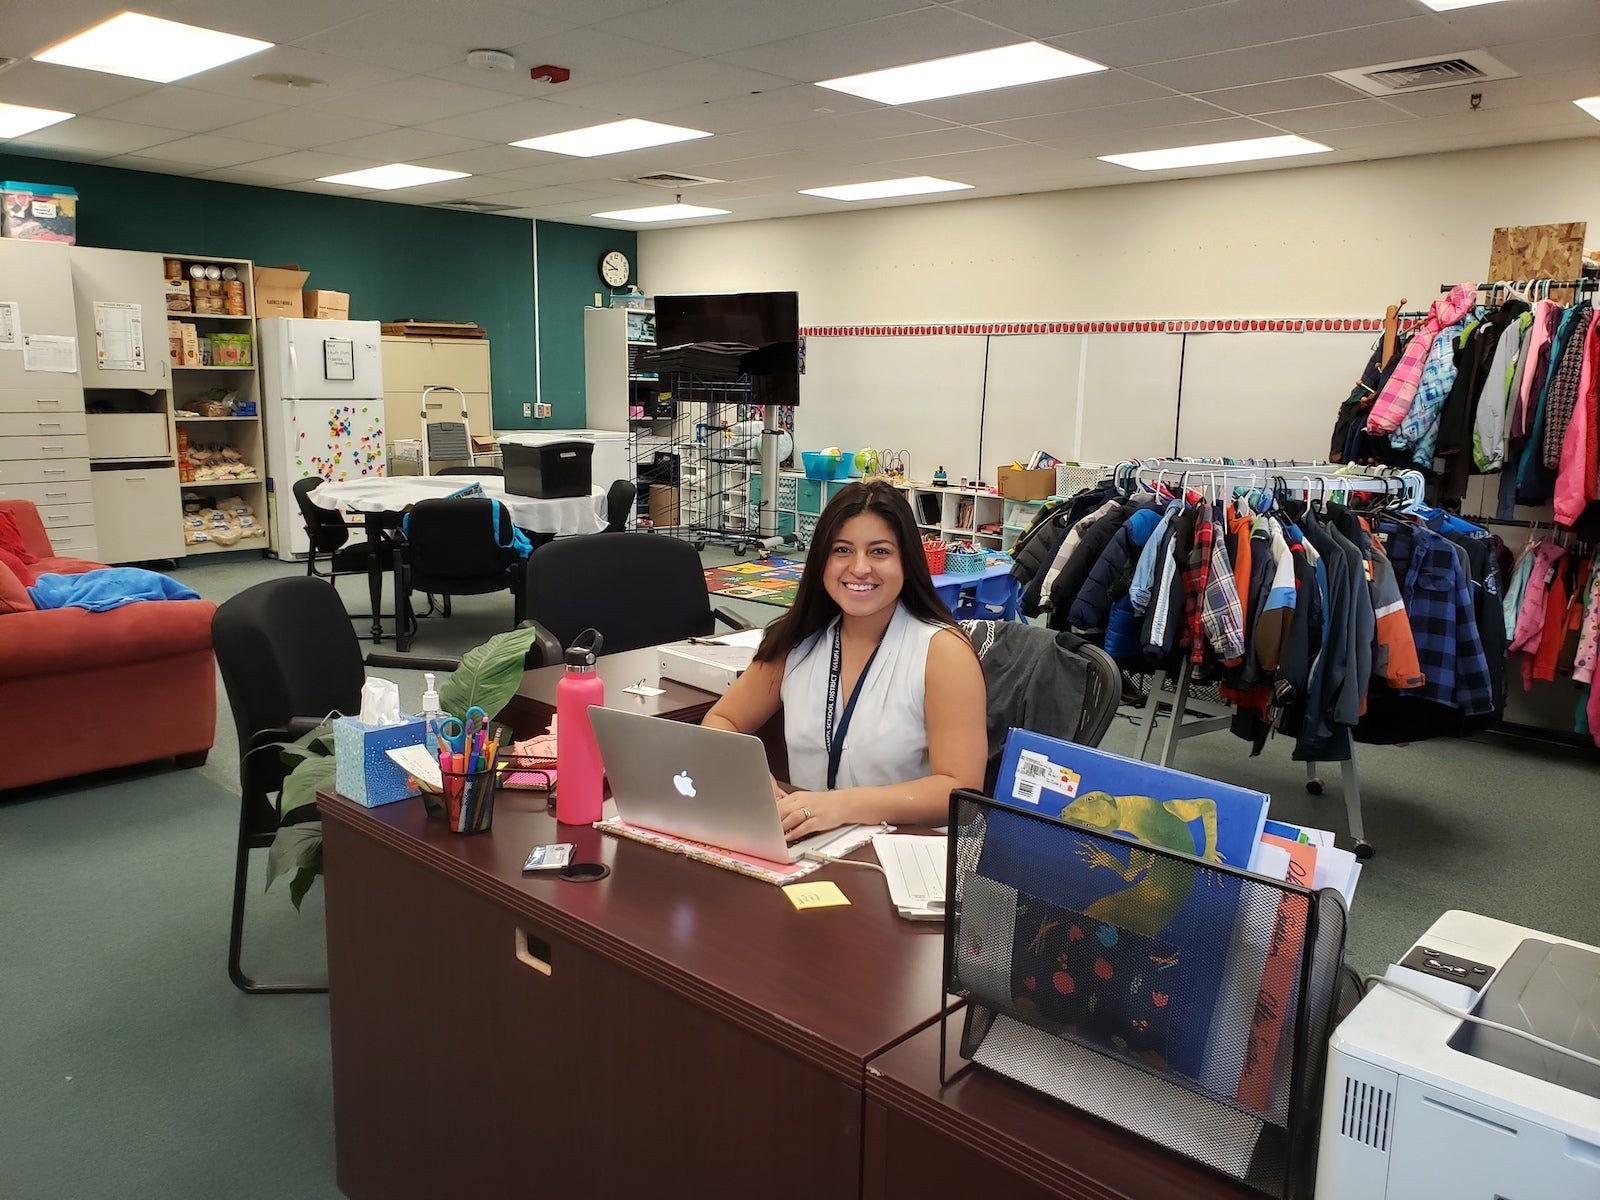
[589,707,856,865]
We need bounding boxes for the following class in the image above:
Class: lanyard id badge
[824,624,885,791]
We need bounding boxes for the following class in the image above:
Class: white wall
[639,139,1600,474]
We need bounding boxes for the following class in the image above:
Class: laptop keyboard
[886,836,946,905]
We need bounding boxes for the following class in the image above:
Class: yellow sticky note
[783,880,851,910]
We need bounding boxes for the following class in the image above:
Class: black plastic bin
[504,440,593,499]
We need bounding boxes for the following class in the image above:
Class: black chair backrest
[292,475,348,552]
[405,497,520,581]
[212,577,366,753]
[604,479,637,532]
[524,532,713,653]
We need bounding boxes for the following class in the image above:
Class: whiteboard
[797,335,986,482]
[1077,333,1185,464]
[978,334,1084,474]
[1175,331,1372,462]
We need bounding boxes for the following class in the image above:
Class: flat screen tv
[654,291,800,408]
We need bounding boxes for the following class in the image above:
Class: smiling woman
[703,478,986,839]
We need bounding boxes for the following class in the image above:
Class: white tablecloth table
[307,475,607,537]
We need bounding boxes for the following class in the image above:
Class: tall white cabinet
[69,247,184,563]
[0,239,97,560]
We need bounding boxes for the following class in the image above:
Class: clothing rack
[1111,458,1423,860]
[1438,279,1598,299]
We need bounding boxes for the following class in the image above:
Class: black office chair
[604,479,637,532]
[398,497,528,650]
[292,475,378,582]
[522,532,747,655]
[436,465,504,476]
[962,618,1122,792]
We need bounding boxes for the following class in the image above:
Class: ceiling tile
[1041,114,1281,157]
[180,46,407,106]
[195,164,308,186]
[11,116,192,157]
[1427,0,1600,48]
[1197,74,1370,115]
[944,0,1242,41]
[1064,0,1423,69]
[899,70,1171,126]
[715,7,1012,81]
[1125,17,1456,94]
[309,75,530,125]
[1490,32,1600,76]
[128,134,300,168]
[650,85,879,135]
[592,0,926,57]
[537,60,797,117]
[293,0,572,74]
[1260,99,1416,134]
[412,143,558,174]
[212,107,397,149]
[498,0,674,26]
[0,60,156,114]
[980,95,1232,142]
[417,96,610,142]
[86,85,289,135]
[485,157,626,187]
[136,0,396,45]
[231,148,387,182]
[95,155,209,176]
[315,127,492,162]
[0,0,132,58]
[496,26,696,91]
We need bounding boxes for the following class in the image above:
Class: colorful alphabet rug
[703,556,804,608]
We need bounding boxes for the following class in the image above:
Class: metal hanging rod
[1115,459,1426,505]
[1438,279,1597,295]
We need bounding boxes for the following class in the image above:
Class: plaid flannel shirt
[1184,502,1213,661]
[1366,281,1479,434]
[1201,520,1246,663]
[1384,521,1495,715]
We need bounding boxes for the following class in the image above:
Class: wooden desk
[863,1021,1257,1200]
[319,792,947,1199]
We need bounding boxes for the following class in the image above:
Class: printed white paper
[22,334,77,373]
[93,301,145,371]
[0,301,20,350]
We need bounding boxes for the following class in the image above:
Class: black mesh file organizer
[941,790,1347,1199]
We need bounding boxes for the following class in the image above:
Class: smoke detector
[467,49,517,73]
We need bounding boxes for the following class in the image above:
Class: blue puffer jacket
[1067,506,1162,636]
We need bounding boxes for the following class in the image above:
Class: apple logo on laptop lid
[673,771,696,798]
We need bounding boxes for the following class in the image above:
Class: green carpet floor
[3,546,1598,1197]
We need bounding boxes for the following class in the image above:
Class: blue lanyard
[824,624,884,791]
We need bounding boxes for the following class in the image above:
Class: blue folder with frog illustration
[977,730,1270,1082]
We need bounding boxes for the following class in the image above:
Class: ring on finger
[803,807,812,820]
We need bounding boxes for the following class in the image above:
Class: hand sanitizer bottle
[419,673,447,753]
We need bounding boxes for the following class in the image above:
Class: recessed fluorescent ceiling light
[817,42,1105,105]
[1575,96,1600,122]
[512,119,710,158]
[591,202,730,222]
[1100,134,1331,171]
[801,176,973,201]
[0,102,75,138]
[35,12,272,84]
[317,164,470,190]
[1415,0,1512,10]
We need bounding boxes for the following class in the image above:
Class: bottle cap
[565,627,605,670]
[422,672,439,712]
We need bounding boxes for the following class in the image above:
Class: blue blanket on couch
[28,569,201,612]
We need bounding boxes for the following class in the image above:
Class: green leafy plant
[265,626,544,909]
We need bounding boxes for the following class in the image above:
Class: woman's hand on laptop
[779,790,852,842]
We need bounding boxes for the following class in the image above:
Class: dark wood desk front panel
[320,792,945,1200]
[863,1021,1257,1200]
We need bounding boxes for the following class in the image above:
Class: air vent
[1329,51,1516,96]
[628,172,722,188]
[1338,1075,1394,1150]
[434,200,520,213]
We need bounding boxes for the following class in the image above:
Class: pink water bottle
[555,629,605,825]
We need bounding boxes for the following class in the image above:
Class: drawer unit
[37,525,98,560]
[87,412,172,460]
[0,457,91,487]
[0,410,88,438]
[32,501,97,535]
[91,467,182,562]
[0,478,93,507]
[0,390,84,415]
[0,433,90,461]
[386,388,493,446]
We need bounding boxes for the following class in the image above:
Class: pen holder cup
[440,758,500,835]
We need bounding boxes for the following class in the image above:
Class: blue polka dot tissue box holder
[334,714,425,807]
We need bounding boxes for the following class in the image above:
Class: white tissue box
[657,628,763,695]
[334,714,425,807]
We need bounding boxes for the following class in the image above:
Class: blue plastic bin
[801,451,852,480]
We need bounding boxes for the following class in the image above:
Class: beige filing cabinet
[381,337,492,462]
[70,246,184,563]
[0,239,98,561]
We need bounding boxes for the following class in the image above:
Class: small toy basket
[945,547,986,575]
[922,539,948,574]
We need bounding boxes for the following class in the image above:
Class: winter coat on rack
[1066,505,1162,636]
[1047,497,1151,626]
[1436,300,1530,503]
[1553,313,1600,527]
[1028,493,1118,615]
[1365,282,1478,434]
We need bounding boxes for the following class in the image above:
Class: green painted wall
[0,152,626,429]
[535,221,636,427]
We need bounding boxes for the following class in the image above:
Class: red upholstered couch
[0,499,216,791]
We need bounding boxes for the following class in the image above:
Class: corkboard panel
[1487,222,1586,286]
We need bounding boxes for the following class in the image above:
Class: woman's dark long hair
[755,478,959,663]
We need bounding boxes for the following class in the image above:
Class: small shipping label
[1012,750,1080,805]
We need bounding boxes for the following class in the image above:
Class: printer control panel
[1399,944,1495,992]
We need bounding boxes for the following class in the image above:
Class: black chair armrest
[364,650,463,673]
[515,620,565,669]
[712,605,753,631]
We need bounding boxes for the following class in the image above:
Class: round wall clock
[598,249,630,288]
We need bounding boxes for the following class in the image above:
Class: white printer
[1317,911,1600,1200]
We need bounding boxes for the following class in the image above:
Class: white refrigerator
[258,317,386,558]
